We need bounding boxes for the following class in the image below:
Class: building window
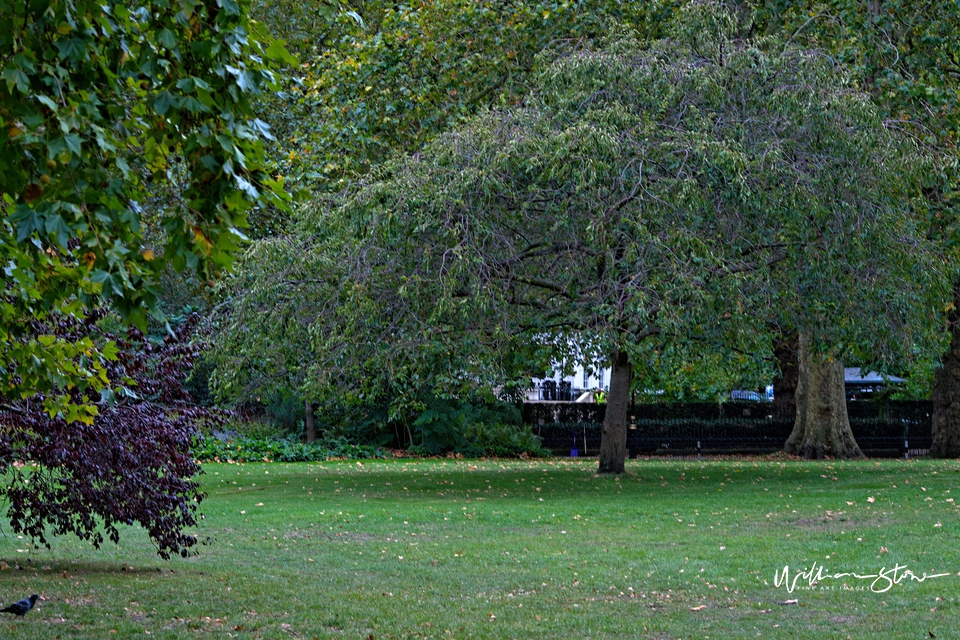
[583,370,589,388]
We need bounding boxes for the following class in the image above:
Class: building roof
[844,368,906,384]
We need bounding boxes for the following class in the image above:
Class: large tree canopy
[210,0,685,412]
[0,0,293,420]
[303,6,947,471]
[259,0,681,193]
[752,0,960,453]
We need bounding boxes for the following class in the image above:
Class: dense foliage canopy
[257,0,681,193]
[1,0,292,419]
[301,12,947,415]
[0,314,215,558]
[210,0,684,408]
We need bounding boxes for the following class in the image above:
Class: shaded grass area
[0,457,959,638]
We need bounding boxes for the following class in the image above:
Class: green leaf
[35,94,59,112]
[154,90,179,115]
[158,28,178,49]
[235,69,257,94]
[346,10,365,28]
[264,39,297,66]
[1,68,30,93]
[218,0,241,16]
[44,214,73,249]
[99,387,116,405]
[180,95,210,113]
[176,77,196,93]
[235,175,259,198]
[62,133,82,156]
[101,340,120,360]
[250,118,274,140]
[56,37,89,62]
[11,207,44,242]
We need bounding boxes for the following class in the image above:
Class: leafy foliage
[0,313,219,559]
[0,0,293,417]
[753,0,960,391]
[265,0,682,192]
[210,0,684,413]
[410,396,546,457]
[192,433,384,463]
[306,20,946,419]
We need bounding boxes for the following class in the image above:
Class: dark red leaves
[0,314,224,559]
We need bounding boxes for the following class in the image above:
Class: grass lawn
[0,456,958,638]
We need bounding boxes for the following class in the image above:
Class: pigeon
[1,594,38,617]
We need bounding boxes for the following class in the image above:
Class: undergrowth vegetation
[191,434,385,463]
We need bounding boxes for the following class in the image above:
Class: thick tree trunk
[784,334,863,459]
[931,286,960,457]
[304,399,317,443]
[772,333,799,422]
[598,348,632,474]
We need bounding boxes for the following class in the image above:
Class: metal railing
[527,401,932,458]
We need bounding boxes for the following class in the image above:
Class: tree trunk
[304,398,317,443]
[784,334,863,459]
[598,348,632,474]
[931,285,960,457]
[772,333,799,421]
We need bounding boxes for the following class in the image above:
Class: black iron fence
[524,401,932,458]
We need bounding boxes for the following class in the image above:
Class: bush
[410,396,547,458]
[318,400,396,448]
[192,434,385,463]
[0,314,217,559]
[206,418,286,441]
[462,422,551,458]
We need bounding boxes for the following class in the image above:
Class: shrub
[192,435,385,463]
[0,313,219,559]
[410,396,546,458]
[462,422,551,458]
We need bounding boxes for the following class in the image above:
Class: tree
[771,333,798,420]
[1,0,293,419]
[262,0,682,193]
[784,334,862,458]
[210,0,685,422]
[306,4,946,472]
[752,1,960,452]
[208,232,326,426]
[0,313,217,559]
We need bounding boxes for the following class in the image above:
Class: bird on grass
[1,594,38,617]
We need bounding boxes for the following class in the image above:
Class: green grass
[1,456,959,638]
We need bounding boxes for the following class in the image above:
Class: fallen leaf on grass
[779,599,799,605]
[690,605,706,611]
